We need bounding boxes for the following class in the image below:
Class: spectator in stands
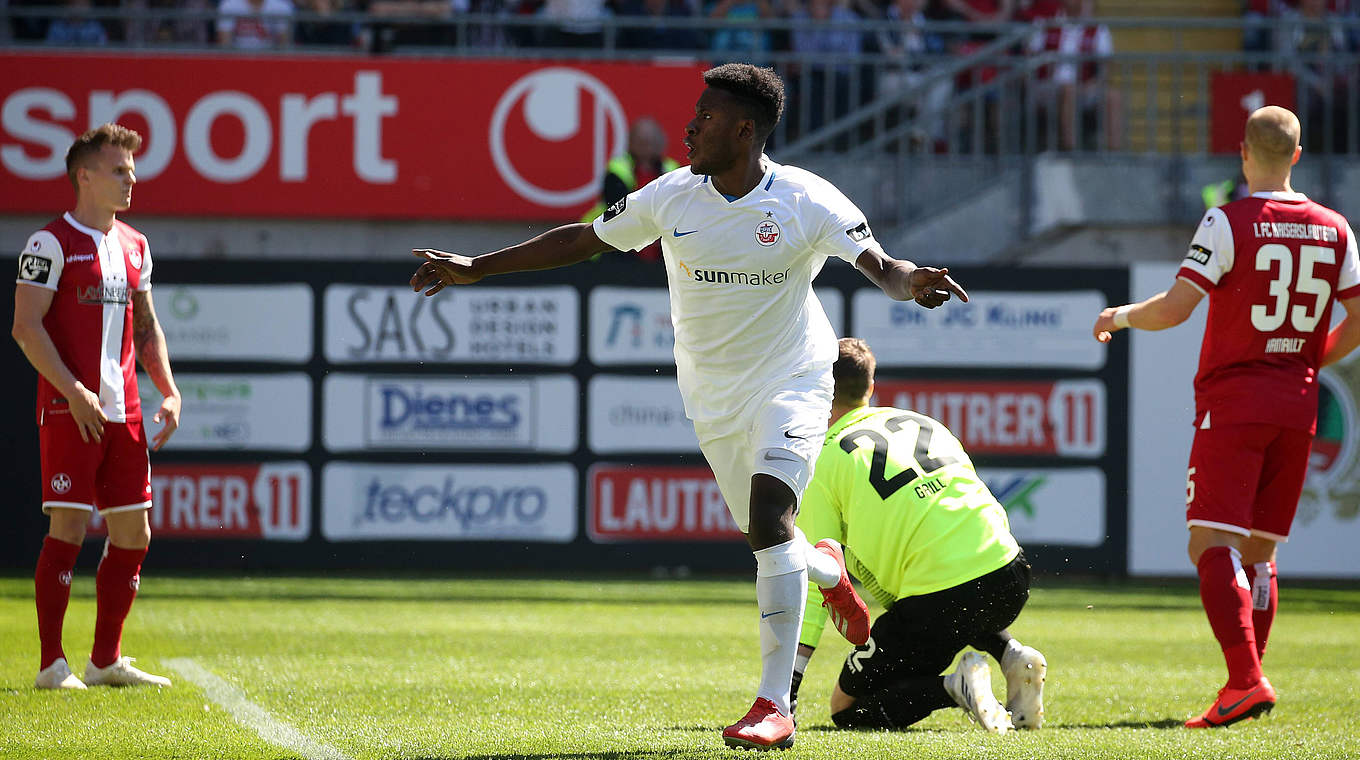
[789,0,865,132]
[365,0,458,51]
[45,0,110,44]
[618,0,703,50]
[706,0,776,60]
[582,116,679,261]
[940,0,1013,23]
[217,0,294,47]
[1280,0,1356,151]
[123,0,212,45]
[294,0,357,44]
[1028,0,1121,151]
[537,0,609,47]
[1013,0,1059,22]
[876,0,952,143]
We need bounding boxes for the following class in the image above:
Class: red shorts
[1185,422,1313,541]
[39,414,152,514]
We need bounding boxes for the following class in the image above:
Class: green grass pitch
[2,574,1357,760]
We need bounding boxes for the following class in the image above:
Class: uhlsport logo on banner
[89,463,310,541]
[322,463,576,542]
[490,68,627,208]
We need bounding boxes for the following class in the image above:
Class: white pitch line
[166,657,354,760]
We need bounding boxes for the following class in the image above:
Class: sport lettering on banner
[874,378,1106,457]
[588,464,743,542]
[0,53,704,219]
[88,463,310,541]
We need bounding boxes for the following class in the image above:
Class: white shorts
[692,368,834,533]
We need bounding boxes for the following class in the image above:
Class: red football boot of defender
[815,539,871,646]
[722,698,795,750]
[1184,677,1276,728]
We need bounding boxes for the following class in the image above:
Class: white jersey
[592,158,874,422]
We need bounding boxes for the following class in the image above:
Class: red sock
[91,542,147,668]
[35,536,82,671]
[1245,561,1278,660]
[1197,546,1263,689]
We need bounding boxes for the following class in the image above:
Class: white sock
[795,527,842,588]
[754,539,807,716]
[1001,637,1024,668]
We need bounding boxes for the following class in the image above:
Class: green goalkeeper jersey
[797,405,1019,648]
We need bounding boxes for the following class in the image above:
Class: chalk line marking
[167,657,353,760]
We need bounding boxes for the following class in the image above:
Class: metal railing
[6,11,1358,237]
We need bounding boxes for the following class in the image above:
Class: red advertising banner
[0,53,704,220]
[873,378,1106,457]
[87,462,310,540]
[1210,71,1295,154]
[588,464,743,542]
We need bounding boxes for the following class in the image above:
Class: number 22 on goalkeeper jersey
[797,406,1019,606]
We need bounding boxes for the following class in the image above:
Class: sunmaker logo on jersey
[676,260,790,287]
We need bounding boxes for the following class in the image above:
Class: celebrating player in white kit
[13,123,181,690]
[410,63,967,751]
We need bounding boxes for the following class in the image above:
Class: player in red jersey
[1092,106,1360,728]
[12,123,182,690]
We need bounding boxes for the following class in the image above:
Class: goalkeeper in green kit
[790,338,1047,734]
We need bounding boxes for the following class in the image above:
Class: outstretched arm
[854,247,969,308]
[410,223,616,296]
[1093,278,1204,343]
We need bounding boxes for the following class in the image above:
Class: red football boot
[815,539,871,646]
[722,697,795,750]
[1185,677,1276,728]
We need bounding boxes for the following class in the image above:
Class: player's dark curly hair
[702,63,785,141]
[833,337,876,407]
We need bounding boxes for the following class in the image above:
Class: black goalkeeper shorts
[837,551,1032,698]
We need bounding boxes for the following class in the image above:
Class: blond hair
[65,123,142,190]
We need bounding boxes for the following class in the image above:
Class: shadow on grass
[1051,718,1186,730]
[412,753,715,760]
[0,590,754,607]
